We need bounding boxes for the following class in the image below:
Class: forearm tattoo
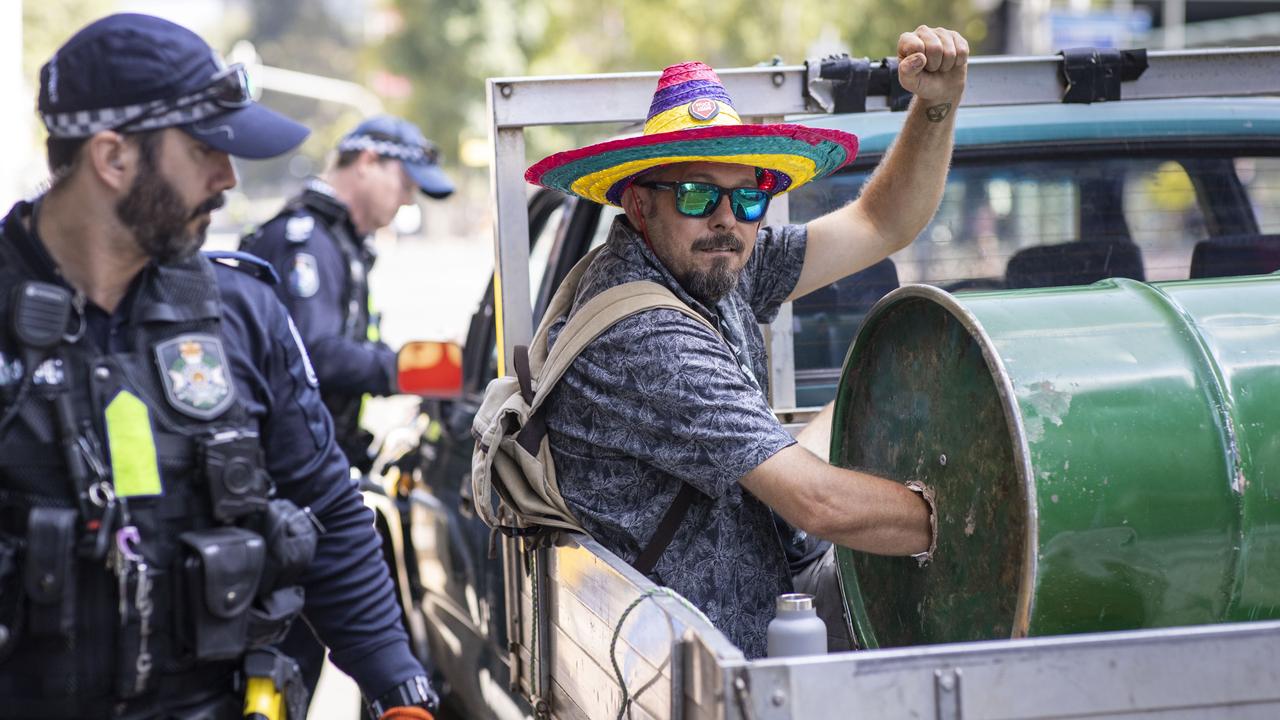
[926,102,952,123]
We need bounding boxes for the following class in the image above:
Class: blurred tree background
[233,1,367,213]
[22,0,116,84]
[19,0,986,234]
[383,0,987,164]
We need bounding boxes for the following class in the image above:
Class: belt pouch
[180,527,265,661]
[246,586,305,648]
[23,507,77,637]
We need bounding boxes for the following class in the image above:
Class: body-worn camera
[200,431,270,523]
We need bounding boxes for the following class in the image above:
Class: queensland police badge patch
[289,253,320,298]
[154,334,235,419]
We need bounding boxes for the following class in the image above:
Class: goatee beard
[679,232,743,305]
[115,143,224,264]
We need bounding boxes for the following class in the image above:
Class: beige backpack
[470,246,717,549]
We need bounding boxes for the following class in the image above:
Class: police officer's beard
[678,232,744,305]
[115,150,224,264]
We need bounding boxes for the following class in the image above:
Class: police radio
[5,282,107,539]
[10,281,74,351]
[2,283,83,485]
[2,282,69,428]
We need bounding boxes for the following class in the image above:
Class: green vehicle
[382,48,1280,719]
[789,96,1280,406]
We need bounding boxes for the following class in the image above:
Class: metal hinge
[732,671,759,720]
[935,668,963,720]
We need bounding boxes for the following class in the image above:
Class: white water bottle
[766,593,827,657]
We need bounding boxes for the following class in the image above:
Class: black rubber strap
[511,344,546,454]
[515,411,546,455]
[513,345,534,403]
[633,483,698,575]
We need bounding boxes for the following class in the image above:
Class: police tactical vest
[258,188,375,443]
[0,215,312,718]
[281,187,374,344]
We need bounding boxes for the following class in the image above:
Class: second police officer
[242,118,454,703]
[243,117,455,475]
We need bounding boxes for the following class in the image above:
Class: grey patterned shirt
[545,216,807,658]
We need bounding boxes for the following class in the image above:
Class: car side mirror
[396,340,463,398]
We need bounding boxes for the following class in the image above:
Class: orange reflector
[397,341,464,398]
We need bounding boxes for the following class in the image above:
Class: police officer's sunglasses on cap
[636,181,772,223]
[116,64,253,131]
[43,63,253,138]
[200,64,254,109]
[412,139,441,164]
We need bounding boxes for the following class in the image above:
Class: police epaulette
[284,214,316,243]
[204,250,281,286]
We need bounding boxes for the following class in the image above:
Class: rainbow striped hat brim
[525,62,859,207]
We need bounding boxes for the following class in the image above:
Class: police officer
[242,116,455,474]
[0,14,436,720]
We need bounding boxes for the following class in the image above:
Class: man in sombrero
[527,26,966,657]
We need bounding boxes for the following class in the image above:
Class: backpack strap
[511,249,722,575]
[512,279,718,450]
[633,482,699,575]
[530,279,718,408]
[526,244,607,373]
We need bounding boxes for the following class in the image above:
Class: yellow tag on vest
[105,390,163,497]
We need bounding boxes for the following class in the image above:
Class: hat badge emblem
[688,98,719,122]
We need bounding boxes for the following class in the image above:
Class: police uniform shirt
[0,200,422,697]
[242,181,397,400]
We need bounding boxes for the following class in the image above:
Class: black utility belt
[0,495,317,699]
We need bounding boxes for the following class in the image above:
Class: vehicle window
[590,205,624,251]
[529,203,565,306]
[1241,157,1280,233]
[1123,160,1206,280]
[786,151,1276,405]
[481,197,567,384]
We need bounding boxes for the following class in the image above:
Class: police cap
[38,13,309,159]
[338,116,455,199]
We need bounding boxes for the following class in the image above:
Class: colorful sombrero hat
[526,62,859,207]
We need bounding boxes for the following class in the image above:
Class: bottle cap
[776,593,814,613]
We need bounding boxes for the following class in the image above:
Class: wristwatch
[369,675,439,717]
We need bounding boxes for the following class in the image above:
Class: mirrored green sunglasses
[636,181,772,222]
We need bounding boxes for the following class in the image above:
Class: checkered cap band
[336,135,434,164]
[42,83,232,139]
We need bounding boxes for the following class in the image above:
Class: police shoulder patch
[288,253,320,298]
[154,334,236,420]
[285,215,315,243]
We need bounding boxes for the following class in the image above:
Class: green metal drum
[833,275,1280,649]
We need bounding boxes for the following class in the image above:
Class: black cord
[0,370,34,437]
[0,345,49,437]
